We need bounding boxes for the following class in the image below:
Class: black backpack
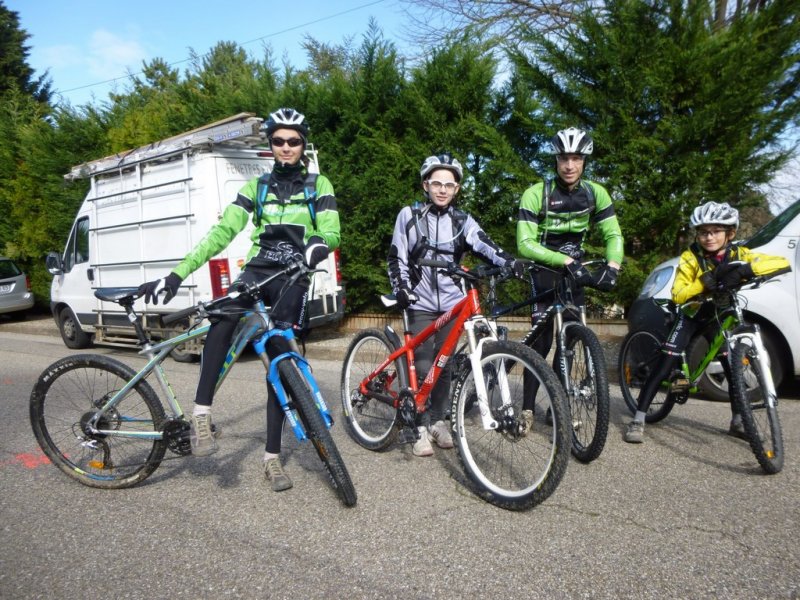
[405,201,468,265]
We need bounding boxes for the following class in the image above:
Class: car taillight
[208,259,231,299]
[25,276,31,291]
[333,248,342,285]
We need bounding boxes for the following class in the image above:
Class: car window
[0,259,22,279]
[63,217,90,272]
[746,199,800,248]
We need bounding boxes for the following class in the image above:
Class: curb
[0,314,624,379]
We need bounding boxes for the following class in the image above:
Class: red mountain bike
[340,260,570,510]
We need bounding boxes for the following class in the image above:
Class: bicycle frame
[84,283,333,444]
[655,285,776,403]
[360,283,508,432]
[490,266,590,391]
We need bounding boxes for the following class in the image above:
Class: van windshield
[747,198,800,248]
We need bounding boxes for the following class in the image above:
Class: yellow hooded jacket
[672,243,791,305]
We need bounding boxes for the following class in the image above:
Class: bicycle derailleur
[396,390,422,445]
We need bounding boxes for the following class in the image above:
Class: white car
[626,198,800,400]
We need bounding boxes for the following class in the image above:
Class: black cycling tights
[635,307,736,416]
[193,267,308,454]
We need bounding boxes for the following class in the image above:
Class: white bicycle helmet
[420,153,463,182]
[263,107,309,138]
[551,127,593,155]
[689,201,739,229]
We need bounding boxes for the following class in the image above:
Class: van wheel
[58,307,92,349]
[167,324,199,363]
[170,346,199,363]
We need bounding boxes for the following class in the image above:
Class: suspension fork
[464,320,501,431]
[730,326,777,405]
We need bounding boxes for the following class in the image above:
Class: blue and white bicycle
[30,262,357,506]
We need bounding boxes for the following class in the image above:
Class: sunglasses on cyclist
[270,136,304,148]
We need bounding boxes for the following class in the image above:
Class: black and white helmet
[689,201,739,229]
[551,127,593,155]
[263,107,309,138]
[420,153,463,182]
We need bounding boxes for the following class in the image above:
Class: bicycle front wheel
[451,341,570,511]
[560,326,610,463]
[29,354,167,489]
[280,361,357,507]
[730,340,784,474]
[618,330,675,423]
[340,329,399,450]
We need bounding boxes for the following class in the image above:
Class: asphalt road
[1,319,798,599]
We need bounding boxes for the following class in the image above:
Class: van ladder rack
[65,113,265,181]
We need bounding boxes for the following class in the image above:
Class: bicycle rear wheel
[730,340,784,474]
[559,326,610,463]
[29,354,167,489]
[280,361,357,506]
[618,330,675,423]
[340,329,400,450]
[451,341,569,511]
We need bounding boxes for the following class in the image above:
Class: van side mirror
[46,252,63,275]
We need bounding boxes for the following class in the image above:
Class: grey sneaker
[520,410,534,436]
[412,425,433,457]
[728,418,747,440]
[190,413,219,456]
[429,420,454,449]
[624,420,645,444]
[264,458,293,492]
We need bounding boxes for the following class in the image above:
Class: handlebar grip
[417,258,452,269]
[162,305,199,326]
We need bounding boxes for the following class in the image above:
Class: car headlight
[638,265,674,299]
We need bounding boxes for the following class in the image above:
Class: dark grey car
[0,257,34,316]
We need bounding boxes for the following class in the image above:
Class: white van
[46,113,345,360]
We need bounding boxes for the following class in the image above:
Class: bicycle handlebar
[416,258,514,282]
[161,260,316,326]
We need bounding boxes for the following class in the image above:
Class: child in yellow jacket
[624,201,791,444]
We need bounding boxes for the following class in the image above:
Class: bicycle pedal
[397,427,418,445]
[670,378,690,392]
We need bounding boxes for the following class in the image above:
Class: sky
[7,0,798,212]
[8,0,413,106]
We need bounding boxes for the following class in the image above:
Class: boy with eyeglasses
[139,108,339,491]
[387,153,528,456]
[623,201,790,444]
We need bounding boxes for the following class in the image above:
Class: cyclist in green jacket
[516,127,624,427]
[139,108,339,491]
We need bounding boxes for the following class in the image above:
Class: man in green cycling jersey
[516,127,624,429]
[139,108,339,491]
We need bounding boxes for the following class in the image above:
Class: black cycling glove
[593,265,619,292]
[395,287,419,309]
[511,259,533,279]
[565,260,594,287]
[715,261,754,290]
[304,236,329,269]
[139,272,183,305]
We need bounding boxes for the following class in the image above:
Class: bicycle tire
[618,330,675,423]
[29,354,167,489]
[559,326,610,463]
[340,329,400,451]
[730,340,784,474]
[450,340,570,511]
[280,360,357,506]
